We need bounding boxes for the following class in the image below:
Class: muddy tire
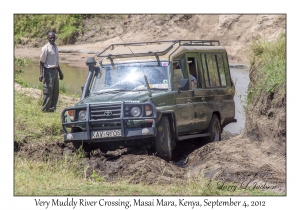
[72,142,91,158]
[99,147,108,153]
[154,116,173,161]
[205,114,221,143]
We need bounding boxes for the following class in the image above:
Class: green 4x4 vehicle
[62,40,236,161]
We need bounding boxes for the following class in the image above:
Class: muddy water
[21,61,87,95]
[21,63,249,134]
[224,66,250,134]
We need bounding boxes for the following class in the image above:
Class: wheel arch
[160,111,178,143]
[211,111,224,133]
[212,111,221,122]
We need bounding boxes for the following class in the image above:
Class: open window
[187,57,198,89]
[172,60,184,90]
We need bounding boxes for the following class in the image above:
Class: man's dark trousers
[41,68,59,112]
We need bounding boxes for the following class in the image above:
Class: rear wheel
[204,114,221,143]
[154,116,173,161]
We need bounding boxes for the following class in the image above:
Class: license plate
[92,129,121,138]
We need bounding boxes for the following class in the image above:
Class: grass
[14,14,83,45]
[247,33,286,105]
[59,81,67,94]
[14,56,31,87]
[14,14,126,46]
[14,92,62,144]
[14,156,280,196]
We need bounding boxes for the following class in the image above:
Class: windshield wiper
[93,88,126,94]
[150,88,168,90]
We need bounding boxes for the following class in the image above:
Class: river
[21,62,249,134]
[20,61,87,95]
[224,66,250,134]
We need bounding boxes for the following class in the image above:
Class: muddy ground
[16,134,286,193]
[14,15,286,194]
[14,83,286,194]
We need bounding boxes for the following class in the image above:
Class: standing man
[39,32,64,112]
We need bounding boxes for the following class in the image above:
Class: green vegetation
[14,14,126,45]
[14,155,279,196]
[59,81,67,94]
[14,56,31,86]
[247,33,286,104]
[14,92,62,144]
[14,14,83,45]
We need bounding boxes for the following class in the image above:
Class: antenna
[104,19,152,101]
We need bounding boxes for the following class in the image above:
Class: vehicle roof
[97,40,227,66]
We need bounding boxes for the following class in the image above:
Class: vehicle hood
[76,91,165,106]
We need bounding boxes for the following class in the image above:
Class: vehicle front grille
[90,103,122,120]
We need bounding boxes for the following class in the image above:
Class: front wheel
[154,116,173,161]
[72,141,91,158]
[204,114,221,143]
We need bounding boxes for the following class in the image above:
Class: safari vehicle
[61,40,236,161]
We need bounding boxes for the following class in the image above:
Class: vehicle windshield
[91,62,170,93]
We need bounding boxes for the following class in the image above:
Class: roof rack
[179,40,220,46]
[97,40,220,66]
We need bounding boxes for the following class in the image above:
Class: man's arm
[57,65,64,80]
[39,61,44,82]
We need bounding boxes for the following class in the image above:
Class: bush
[14,56,31,86]
[14,14,83,45]
[247,33,286,104]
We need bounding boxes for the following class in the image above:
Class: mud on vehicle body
[61,40,236,161]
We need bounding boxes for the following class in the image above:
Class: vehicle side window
[201,55,210,87]
[201,53,227,88]
[207,54,220,86]
[216,54,227,86]
[172,61,184,90]
[187,57,198,89]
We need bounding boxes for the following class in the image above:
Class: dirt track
[16,132,285,193]
[14,15,286,194]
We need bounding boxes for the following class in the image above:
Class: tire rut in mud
[14,132,285,193]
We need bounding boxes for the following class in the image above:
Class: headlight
[131,107,141,117]
[78,110,86,121]
[145,105,153,116]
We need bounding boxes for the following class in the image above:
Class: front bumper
[64,127,156,142]
[62,102,158,143]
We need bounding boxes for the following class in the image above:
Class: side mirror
[177,78,189,94]
[180,78,189,91]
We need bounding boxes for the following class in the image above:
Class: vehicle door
[199,52,234,129]
[172,57,194,133]
[185,53,208,132]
